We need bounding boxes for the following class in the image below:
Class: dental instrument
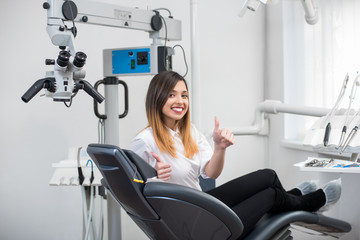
[323,122,331,147]
[77,147,85,185]
[321,73,349,146]
[336,74,359,147]
[337,73,360,149]
[341,126,358,153]
[341,106,360,153]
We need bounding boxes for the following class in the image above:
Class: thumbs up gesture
[151,152,172,181]
[213,117,235,149]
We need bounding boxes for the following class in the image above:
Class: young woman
[130,70,341,239]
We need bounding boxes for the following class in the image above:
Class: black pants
[206,169,326,239]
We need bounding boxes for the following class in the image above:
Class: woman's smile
[162,80,189,129]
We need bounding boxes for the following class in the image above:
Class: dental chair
[87,144,352,240]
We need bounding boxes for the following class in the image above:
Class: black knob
[82,16,88,22]
[45,59,55,65]
[151,11,163,31]
[43,2,50,9]
[62,1,78,20]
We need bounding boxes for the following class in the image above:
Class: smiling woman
[129,70,342,239]
[131,70,232,187]
[143,71,197,159]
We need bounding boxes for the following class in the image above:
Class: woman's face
[162,80,189,130]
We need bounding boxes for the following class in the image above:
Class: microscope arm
[45,0,181,42]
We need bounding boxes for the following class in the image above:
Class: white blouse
[130,124,213,191]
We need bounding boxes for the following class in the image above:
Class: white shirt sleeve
[191,125,213,179]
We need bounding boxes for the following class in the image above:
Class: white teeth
[172,107,182,112]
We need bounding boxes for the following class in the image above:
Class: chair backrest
[87,143,243,240]
[87,143,158,220]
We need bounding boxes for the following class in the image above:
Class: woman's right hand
[212,116,235,150]
[151,152,172,181]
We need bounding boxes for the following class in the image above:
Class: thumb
[214,116,220,132]
[151,152,163,163]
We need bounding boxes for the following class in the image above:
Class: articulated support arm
[233,100,330,136]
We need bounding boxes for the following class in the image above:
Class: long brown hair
[146,71,199,158]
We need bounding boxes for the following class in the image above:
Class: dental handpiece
[323,122,331,147]
[336,126,347,149]
[341,126,358,153]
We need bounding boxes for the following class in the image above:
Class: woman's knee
[257,168,282,187]
[258,168,277,178]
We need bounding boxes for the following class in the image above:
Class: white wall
[0,0,266,239]
[198,1,267,184]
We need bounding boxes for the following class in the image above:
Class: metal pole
[104,78,122,240]
[190,0,202,130]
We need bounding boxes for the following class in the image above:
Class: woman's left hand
[213,116,235,149]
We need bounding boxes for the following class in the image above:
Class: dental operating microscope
[21,0,181,104]
[21,1,182,239]
[21,1,105,104]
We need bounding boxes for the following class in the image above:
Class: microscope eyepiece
[57,51,71,67]
[73,52,87,68]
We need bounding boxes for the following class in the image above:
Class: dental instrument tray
[294,157,360,173]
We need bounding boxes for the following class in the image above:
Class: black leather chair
[87,144,352,240]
